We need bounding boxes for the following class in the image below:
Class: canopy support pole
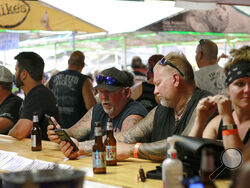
[123,36,127,70]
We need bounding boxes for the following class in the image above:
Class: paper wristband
[133,143,141,159]
[222,129,239,136]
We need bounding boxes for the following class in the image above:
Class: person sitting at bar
[8,52,58,140]
[0,66,23,134]
[57,51,212,160]
[131,54,163,112]
[189,45,250,150]
[47,67,148,149]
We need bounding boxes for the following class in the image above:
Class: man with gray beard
[54,52,212,160]
[47,67,148,152]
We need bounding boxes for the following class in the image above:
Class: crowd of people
[0,41,249,185]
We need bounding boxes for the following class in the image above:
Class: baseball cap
[95,67,129,91]
[0,66,13,83]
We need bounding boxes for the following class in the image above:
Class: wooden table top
[0,134,230,188]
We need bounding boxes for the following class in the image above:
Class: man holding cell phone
[47,67,148,158]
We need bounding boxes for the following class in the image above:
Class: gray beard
[160,98,169,107]
[103,106,114,115]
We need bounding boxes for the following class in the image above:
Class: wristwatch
[222,124,237,130]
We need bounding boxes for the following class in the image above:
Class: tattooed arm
[116,107,156,143]
[66,107,93,141]
[117,138,167,161]
[59,108,148,158]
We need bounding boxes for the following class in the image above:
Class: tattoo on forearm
[138,139,168,161]
[67,109,92,140]
[79,140,94,155]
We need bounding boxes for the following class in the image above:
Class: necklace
[174,96,191,124]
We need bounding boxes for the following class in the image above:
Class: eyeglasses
[96,75,123,86]
[159,58,184,77]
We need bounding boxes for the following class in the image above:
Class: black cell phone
[54,129,79,152]
[44,114,56,129]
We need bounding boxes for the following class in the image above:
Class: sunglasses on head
[199,39,207,52]
[159,58,184,77]
[96,75,123,86]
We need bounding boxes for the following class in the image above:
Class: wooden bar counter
[0,134,230,188]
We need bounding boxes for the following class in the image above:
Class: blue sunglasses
[96,75,124,86]
[159,58,184,77]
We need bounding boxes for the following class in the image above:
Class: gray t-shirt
[194,64,226,95]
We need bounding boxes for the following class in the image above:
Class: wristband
[222,129,238,136]
[133,143,141,159]
[222,124,237,130]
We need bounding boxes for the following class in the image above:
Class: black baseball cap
[95,67,129,91]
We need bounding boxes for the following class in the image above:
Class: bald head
[68,51,85,67]
[200,39,218,60]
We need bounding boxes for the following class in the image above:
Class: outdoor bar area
[0,1,249,188]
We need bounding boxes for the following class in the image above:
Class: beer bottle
[104,118,117,166]
[92,122,106,174]
[200,147,217,188]
[31,112,42,151]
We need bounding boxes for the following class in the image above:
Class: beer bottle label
[94,127,102,136]
[92,151,106,168]
[31,134,36,147]
[106,145,116,161]
[106,122,113,130]
[33,115,38,123]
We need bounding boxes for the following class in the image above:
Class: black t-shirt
[20,84,58,140]
[136,82,158,112]
[150,88,212,142]
[89,99,148,140]
[49,70,88,128]
[0,93,23,134]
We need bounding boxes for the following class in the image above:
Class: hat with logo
[95,67,129,91]
[0,66,13,83]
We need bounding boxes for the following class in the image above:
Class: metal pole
[54,43,58,70]
[123,36,127,70]
[72,31,76,51]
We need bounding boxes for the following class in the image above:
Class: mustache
[101,100,111,105]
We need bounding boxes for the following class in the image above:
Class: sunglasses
[96,75,124,86]
[159,58,184,77]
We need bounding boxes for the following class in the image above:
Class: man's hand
[47,116,61,143]
[196,96,217,122]
[116,142,133,160]
[59,137,80,159]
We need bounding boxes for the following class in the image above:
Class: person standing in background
[47,51,97,128]
[194,39,226,95]
[131,56,147,84]
[0,66,23,134]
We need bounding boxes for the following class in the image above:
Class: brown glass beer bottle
[104,118,117,166]
[31,112,42,151]
[200,147,217,188]
[92,122,106,174]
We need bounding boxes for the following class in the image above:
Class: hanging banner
[0,33,19,50]
[0,0,105,32]
[138,5,250,34]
